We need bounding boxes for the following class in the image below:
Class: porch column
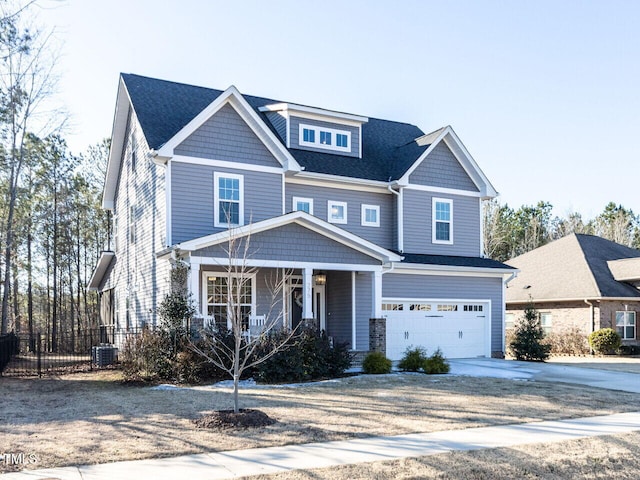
[371,269,382,319]
[302,267,314,320]
[189,257,202,315]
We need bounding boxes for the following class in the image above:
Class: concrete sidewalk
[5,411,640,480]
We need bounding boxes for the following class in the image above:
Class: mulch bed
[193,409,276,430]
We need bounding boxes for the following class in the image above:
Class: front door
[289,281,326,331]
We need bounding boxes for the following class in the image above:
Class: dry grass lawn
[1,369,640,475]
[548,355,640,374]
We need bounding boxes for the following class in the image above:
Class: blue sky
[36,0,639,219]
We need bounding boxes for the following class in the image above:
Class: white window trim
[616,311,636,340]
[327,200,348,224]
[202,271,256,329]
[299,123,351,153]
[214,172,245,228]
[361,204,380,227]
[292,196,314,215]
[432,197,453,245]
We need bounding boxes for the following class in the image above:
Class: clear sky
[35,0,639,219]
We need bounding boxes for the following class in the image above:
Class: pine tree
[510,302,551,361]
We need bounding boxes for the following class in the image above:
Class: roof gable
[177,211,402,264]
[506,234,640,303]
[399,126,497,197]
[408,141,479,192]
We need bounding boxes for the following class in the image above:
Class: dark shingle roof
[506,234,640,302]
[121,73,429,181]
[398,253,515,270]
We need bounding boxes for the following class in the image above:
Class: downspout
[387,180,403,253]
[584,299,595,355]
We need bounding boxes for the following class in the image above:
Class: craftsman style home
[89,73,515,359]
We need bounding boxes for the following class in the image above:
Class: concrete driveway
[449,358,640,394]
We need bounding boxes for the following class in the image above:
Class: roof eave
[102,77,130,211]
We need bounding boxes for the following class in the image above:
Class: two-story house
[88,73,515,360]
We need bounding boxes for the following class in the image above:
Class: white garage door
[383,300,490,360]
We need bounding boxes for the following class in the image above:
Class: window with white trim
[540,312,552,335]
[328,200,347,224]
[361,204,380,227]
[292,196,314,215]
[298,123,351,153]
[214,172,244,227]
[616,311,636,340]
[206,274,254,330]
[505,312,515,329]
[432,198,453,244]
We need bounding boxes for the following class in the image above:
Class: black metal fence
[0,326,118,377]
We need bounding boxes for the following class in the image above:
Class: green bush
[254,327,352,383]
[510,303,551,362]
[588,328,621,355]
[398,346,428,372]
[120,328,174,382]
[362,351,392,374]
[423,348,450,374]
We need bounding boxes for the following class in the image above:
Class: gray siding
[409,142,479,191]
[286,183,395,250]
[289,116,360,158]
[403,190,481,256]
[326,270,352,347]
[264,111,287,143]
[355,272,373,350]
[106,109,169,329]
[175,103,282,168]
[194,223,381,265]
[171,163,283,244]
[382,273,504,353]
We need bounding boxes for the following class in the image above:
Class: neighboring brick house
[505,234,640,346]
[88,73,516,360]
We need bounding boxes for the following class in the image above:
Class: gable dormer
[259,103,368,158]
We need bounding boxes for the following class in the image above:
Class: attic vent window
[299,123,351,153]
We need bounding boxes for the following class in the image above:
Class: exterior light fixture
[314,274,327,286]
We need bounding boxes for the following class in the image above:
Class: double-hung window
[361,204,380,227]
[540,312,552,335]
[205,274,254,330]
[293,196,314,215]
[616,311,636,340]
[328,200,347,224]
[432,198,453,244]
[214,172,244,227]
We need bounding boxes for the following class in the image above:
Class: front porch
[187,263,384,351]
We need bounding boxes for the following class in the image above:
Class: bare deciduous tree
[189,226,297,413]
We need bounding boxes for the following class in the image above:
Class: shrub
[544,328,590,355]
[423,348,450,374]
[510,303,551,362]
[362,351,392,374]
[120,329,174,382]
[254,327,352,383]
[398,346,428,372]
[589,328,621,355]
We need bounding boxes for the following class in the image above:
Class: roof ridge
[573,234,604,297]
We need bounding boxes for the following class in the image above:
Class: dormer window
[299,123,350,153]
[320,131,331,145]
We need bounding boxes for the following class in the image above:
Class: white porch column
[189,257,202,315]
[372,269,382,318]
[352,271,357,349]
[302,267,314,319]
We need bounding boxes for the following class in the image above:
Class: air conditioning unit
[92,344,118,367]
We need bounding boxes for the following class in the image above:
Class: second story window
[336,133,348,148]
[214,172,244,227]
[293,196,314,215]
[432,198,453,244]
[361,204,380,227]
[328,200,347,224]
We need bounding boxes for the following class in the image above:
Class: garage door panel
[384,301,489,360]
